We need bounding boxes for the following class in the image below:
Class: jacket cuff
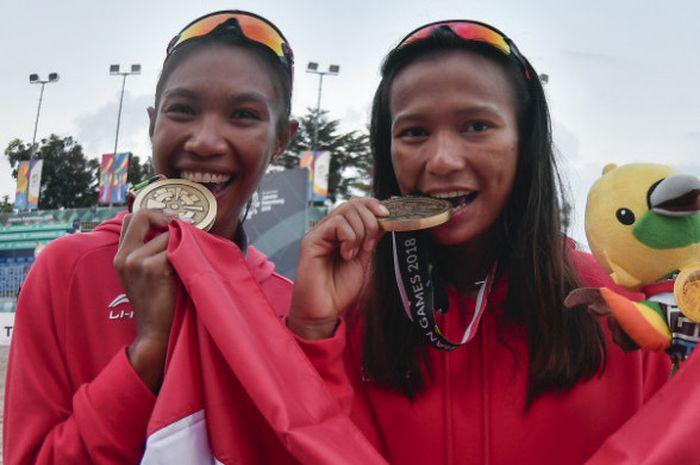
[72,346,156,461]
[289,318,353,408]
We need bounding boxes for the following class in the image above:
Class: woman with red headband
[288,20,672,464]
[4,10,302,465]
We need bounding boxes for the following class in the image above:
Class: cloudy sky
[1,0,699,244]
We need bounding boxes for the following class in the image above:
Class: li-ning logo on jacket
[108,293,134,320]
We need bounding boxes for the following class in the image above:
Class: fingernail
[349,247,358,258]
[163,209,178,217]
[378,205,390,215]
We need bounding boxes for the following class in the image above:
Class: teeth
[430,191,472,199]
[428,190,477,210]
[181,171,231,184]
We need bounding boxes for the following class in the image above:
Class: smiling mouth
[180,170,235,195]
[429,191,478,211]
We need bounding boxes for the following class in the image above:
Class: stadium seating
[0,207,125,308]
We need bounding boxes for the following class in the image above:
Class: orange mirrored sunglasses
[167,10,294,78]
[397,20,531,80]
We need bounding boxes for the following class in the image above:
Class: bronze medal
[132,178,217,231]
[675,263,700,323]
[378,196,453,232]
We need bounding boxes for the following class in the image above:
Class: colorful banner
[98,152,129,205]
[312,151,330,200]
[111,152,130,205]
[26,160,43,210]
[13,161,30,210]
[299,150,314,169]
[298,150,330,202]
[98,154,114,205]
[299,150,314,201]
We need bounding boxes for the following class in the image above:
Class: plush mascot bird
[566,163,700,364]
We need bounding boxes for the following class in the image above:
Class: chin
[430,211,498,248]
[430,224,473,246]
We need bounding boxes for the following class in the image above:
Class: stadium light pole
[29,72,60,160]
[306,62,340,151]
[110,64,141,161]
[305,63,339,208]
[109,64,141,206]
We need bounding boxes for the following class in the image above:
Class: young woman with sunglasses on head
[288,21,671,464]
[4,11,298,465]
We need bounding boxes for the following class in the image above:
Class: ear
[602,163,617,175]
[272,119,299,161]
[147,107,156,138]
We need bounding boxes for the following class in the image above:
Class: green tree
[274,108,373,203]
[1,195,13,213]
[127,154,154,185]
[5,135,99,209]
[5,137,155,210]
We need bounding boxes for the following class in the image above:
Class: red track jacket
[297,249,675,465]
[3,215,384,465]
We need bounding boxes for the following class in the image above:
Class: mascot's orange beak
[649,174,700,217]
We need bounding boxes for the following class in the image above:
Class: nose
[425,131,466,175]
[183,115,228,157]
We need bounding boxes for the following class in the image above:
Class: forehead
[161,43,279,103]
[389,50,516,113]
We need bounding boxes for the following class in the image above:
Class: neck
[212,220,247,251]
[233,222,248,252]
[432,235,499,295]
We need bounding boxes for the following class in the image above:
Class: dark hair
[362,26,605,403]
[153,33,293,137]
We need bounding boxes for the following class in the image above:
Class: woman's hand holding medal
[114,209,181,393]
[288,197,390,340]
[289,196,453,340]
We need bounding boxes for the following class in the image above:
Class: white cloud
[74,92,152,160]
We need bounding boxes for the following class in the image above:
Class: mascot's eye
[615,208,636,225]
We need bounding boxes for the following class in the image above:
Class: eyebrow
[455,105,504,117]
[392,104,505,127]
[228,91,274,107]
[162,88,273,106]
[162,87,198,100]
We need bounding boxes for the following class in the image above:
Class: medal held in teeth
[378,196,453,232]
[132,178,217,231]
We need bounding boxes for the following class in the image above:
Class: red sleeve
[289,312,390,455]
[3,248,156,465]
[289,318,354,414]
[586,349,700,464]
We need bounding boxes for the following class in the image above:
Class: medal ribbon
[391,230,495,351]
